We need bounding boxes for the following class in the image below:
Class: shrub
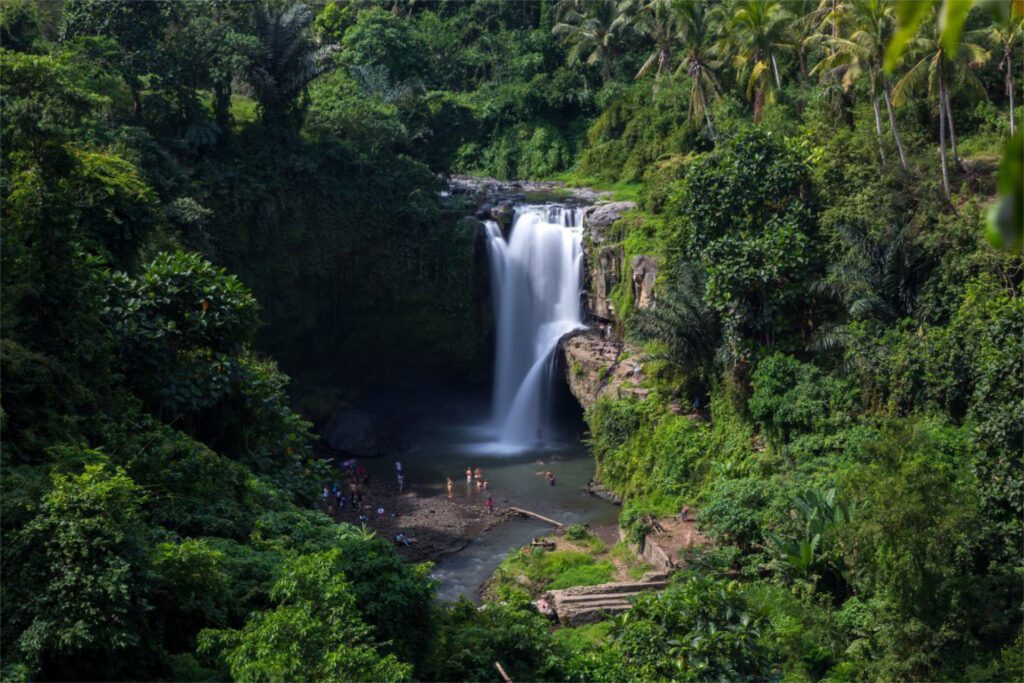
[563,523,590,541]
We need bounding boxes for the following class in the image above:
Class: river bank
[314,389,620,600]
[323,472,516,563]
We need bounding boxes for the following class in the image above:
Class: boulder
[630,255,657,309]
[581,201,636,244]
[321,409,381,456]
[585,480,623,505]
[560,329,650,409]
[474,202,494,220]
[492,201,516,232]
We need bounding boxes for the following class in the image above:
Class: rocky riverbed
[323,474,516,563]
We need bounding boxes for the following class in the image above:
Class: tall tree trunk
[883,84,909,170]
[700,81,716,136]
[754,88,764,123]
[214,79,232,135]
[1007,52,1016,135]
[131,85,143,118]
[658,46,671,78]
[938,83,951,197]
[871,84,886,163]
[942,79,962,169]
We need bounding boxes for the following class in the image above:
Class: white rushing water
[483,205,584,450]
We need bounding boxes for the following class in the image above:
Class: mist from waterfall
[483,205,584,450]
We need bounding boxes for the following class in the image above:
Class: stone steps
[550,598,634,625]
[556,590,645,604]
[552,579,668,597]
[547,573,671,626]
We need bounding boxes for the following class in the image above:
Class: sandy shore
[322,475,516,563]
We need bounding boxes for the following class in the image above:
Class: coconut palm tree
[247,2,337,126]
[726,0,795,122]
[985,9,1023,135]
[892,18,991,196]
[624,0,680,84]
[783,0,832,78]
[673,0,725,133]
[553,0,628,82]
[811,0,908,169]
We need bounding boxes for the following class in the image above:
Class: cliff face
[560,201,659,410]
[560,330,650,409]
[580,201,635,323]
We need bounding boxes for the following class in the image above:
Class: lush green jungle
[1,0,1022,680]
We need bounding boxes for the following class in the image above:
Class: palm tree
[247,2,337,126]
[624,0,679,85]
[815,221,928,324]
[630,263,721,378]
[783,0,832,78]
[726,0,795,122]
[553,0,628,83]
[892,18,990,196]
[811,0,908,169]
[985,10,1023,135]
[673,0,724,132]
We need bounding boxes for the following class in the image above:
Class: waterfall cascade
[484,205,584,449]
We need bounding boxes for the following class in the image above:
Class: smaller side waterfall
[484,205,584,449]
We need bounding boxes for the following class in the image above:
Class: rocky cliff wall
[559,201,662,411]
[560,329,650,410]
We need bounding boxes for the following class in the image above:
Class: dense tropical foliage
[1,0,1021,680]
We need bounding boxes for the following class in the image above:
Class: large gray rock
[631,255,658,309]
[321,409,381,456]
[588,245,623,321]
[582,201,637,244]
[560,330,650,409]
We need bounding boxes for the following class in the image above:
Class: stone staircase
[546,571,671,626]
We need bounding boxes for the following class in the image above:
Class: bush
[426,598,563,682]
[749,353,854,447]
[696,478,772,552]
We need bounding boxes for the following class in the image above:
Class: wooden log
[495,661,513,683]
[507,506,563,527]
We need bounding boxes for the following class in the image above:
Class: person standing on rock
[446,477,454,499]
[466,467,473,482]
[486,496,494,515]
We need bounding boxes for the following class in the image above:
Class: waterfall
[484,205,584,449]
